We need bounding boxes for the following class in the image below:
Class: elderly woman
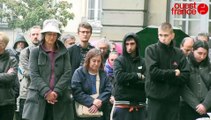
[22,19,74,120]
[0,32,18,120]
[181,40,211,120]
[71,48,111,120]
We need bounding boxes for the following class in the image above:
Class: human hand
[110,96,115,104]
[93,99,102,108]
[89,104,99,113]
[46,91,58,104]
[175,69,180,76]
[7,68,14,74]
[196,104,207,115]
[137,73,145,80]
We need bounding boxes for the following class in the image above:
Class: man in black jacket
[145,22,189,120]
[68,22,94,81]
[112,33,146,120]
[68,22,94,120]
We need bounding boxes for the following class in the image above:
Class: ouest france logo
[171,2,209,15]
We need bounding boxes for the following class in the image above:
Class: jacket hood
[13,34,28,49]
[122,32,140,57]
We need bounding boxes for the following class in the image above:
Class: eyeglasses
[79,31,91,34]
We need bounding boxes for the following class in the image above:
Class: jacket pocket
[38,53,47,65]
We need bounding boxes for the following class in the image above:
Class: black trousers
[19,98,26,120]
[112,106,146,120]
[0,104,15,120]
[43,103,54,120]
[147,99,180,120]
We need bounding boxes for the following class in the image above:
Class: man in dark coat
[68,22,94,82]
[18,25,41,120]
[145,22,189,120]
[112,32,146,120]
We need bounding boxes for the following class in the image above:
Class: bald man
[180,37,194,56]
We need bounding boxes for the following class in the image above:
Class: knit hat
[40,19,61,35]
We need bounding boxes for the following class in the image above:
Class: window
[169,0,210,36]
[87,0,102,21]
[87,0,102,33]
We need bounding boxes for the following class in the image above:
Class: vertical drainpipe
[143,0,149,28]
[166,0,171,22]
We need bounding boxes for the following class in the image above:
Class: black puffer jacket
[113,33,146,103]
[0,51,18,106]
[145,41,189,103]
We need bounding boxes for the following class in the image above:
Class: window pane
[189,13,200,19]
[88,0,95,20]
[174,20,186,32]
[189,21,200,35]
[88,10,94,20]
[88,0,95,9]
[88,0,102,21]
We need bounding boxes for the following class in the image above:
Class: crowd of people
[0,19,211,120]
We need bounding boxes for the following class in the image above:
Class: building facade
[0,0,210,47]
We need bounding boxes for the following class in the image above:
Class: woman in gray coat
[22,19,74,120]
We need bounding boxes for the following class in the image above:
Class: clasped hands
[89,99,102,113]
[45,91,58,104]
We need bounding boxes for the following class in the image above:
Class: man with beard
[18,25,41,120]
[112,33,146,120]
[7,34,29,61]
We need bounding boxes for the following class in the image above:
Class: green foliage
[0,0,74,31]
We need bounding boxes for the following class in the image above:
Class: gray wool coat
[22,41,74,120]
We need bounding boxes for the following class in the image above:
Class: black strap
[27,47,30,59]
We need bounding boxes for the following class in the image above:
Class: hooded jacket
[13,34,28,50]
[145,41,189,103]
[113,33,146,103]
[8,34,28,62]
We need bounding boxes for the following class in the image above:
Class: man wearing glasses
[68,22,94,83]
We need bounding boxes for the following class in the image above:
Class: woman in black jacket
[0,32,18,120]
[181,40,211,120]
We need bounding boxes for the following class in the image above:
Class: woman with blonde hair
[0,32,18,120]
